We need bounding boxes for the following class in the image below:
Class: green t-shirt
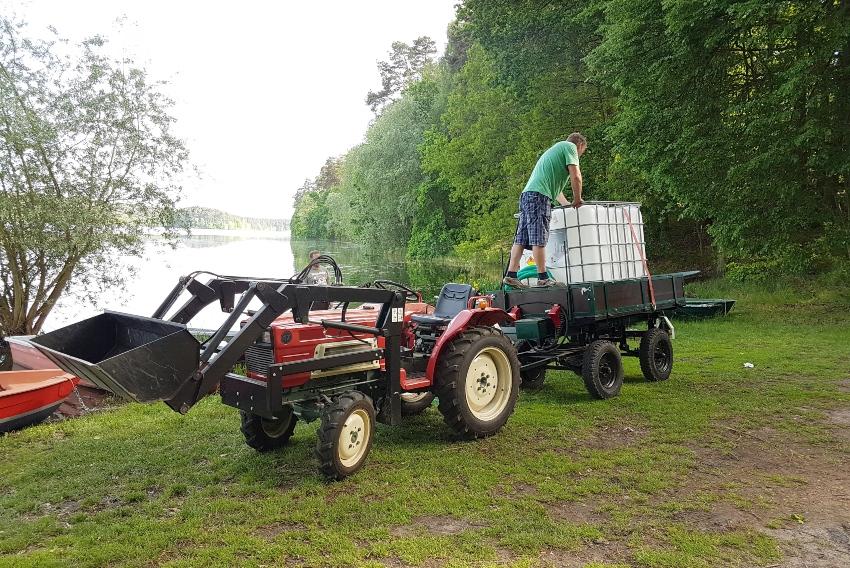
[522,141,580,201]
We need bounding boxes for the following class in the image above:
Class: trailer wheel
[315,391,375,481]
[582,340,624,399]
[400,392,435,416]
[640,328,673,382]
[519,367,546,390]
[435,327,520,439]
[240,406,297,452]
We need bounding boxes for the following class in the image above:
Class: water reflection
[45,232,503,332]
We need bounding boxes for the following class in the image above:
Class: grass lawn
[1,278,849,567]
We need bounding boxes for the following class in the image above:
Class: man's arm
[567,164,583,207]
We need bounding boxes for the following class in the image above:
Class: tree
[365,36,437,113]
[587,0,850,270]
[290,157,342,239]
[420,45,524,257]
[329,89,436,244]
[0,18,188,335]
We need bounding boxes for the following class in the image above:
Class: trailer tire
[315,391,375,481]
[400,392,435,416]
[640,328,673,382]
[519,367,546,390]
[240,406,297,452]
[582,340,623,399]
[435,327,520,439]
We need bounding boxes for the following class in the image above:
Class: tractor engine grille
[245,343,274,376]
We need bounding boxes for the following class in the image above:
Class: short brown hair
[567,132,587,147]
[308,250,321,259]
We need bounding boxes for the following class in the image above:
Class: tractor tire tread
[240,408,297,452]
[434,327,520,440]
[314,391,374,481]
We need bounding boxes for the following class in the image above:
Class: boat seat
[410,284,473,327]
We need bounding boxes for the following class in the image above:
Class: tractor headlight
[261,331,271,344]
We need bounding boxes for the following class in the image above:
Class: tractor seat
[410,283,473,327]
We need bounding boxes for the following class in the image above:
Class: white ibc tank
[545,203,647,284]
[516,202,647,285]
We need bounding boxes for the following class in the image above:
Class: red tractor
[31,261,522,480]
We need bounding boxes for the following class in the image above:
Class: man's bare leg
[507,243,526,273]
[532,246,547,275]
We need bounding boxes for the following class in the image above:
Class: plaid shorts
[514,191,552,248]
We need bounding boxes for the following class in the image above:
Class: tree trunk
[715,246,726,277]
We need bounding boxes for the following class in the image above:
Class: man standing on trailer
[503,132,587,288]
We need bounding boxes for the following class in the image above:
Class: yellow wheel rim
[464,346,512,421]
[338,408,370,467]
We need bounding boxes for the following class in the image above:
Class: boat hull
[0,370,78,433]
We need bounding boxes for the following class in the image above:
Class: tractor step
[30,311,200,403]
[401,371,430,390]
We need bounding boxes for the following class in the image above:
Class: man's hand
[571,198,583,208]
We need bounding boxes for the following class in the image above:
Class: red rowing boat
[0,370,79,433]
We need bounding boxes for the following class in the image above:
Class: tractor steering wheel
[372,280,422,302]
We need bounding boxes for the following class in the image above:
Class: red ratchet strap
[624,208,656,309]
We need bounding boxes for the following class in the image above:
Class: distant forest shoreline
[175,206,289,232]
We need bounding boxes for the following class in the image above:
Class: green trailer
[490,272,689,394]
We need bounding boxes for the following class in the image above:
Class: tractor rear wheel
[315,391,375,481]
[520,366,546,390]
[435,327,520,439]
[582,340,624,399]
[240,406,298,452]
[640,328,673,381]
[400,392,435,416]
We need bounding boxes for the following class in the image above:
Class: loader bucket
[31,311,200,403]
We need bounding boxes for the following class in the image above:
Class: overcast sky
[3,0,458,219]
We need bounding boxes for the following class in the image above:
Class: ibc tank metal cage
[546,201,647,284]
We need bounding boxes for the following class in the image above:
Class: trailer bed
[492,272,688,326]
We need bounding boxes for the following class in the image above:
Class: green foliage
[290,157,341,239]
[587,0,850,268]
[366,36,437,113]
[290,190,331,239]
[0,17,188,335]
[293,62,451,248]
[175,207,288,231]
[421,45,524,258]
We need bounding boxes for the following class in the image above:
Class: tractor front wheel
[582,340,624,399]
[240,406,298,452]
[315,391,375,481]
[435,327,520,439]
[400,392,435,416]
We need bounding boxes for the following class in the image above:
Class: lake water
[45,231,504,331]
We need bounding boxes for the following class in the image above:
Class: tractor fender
[425,308,516,383]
